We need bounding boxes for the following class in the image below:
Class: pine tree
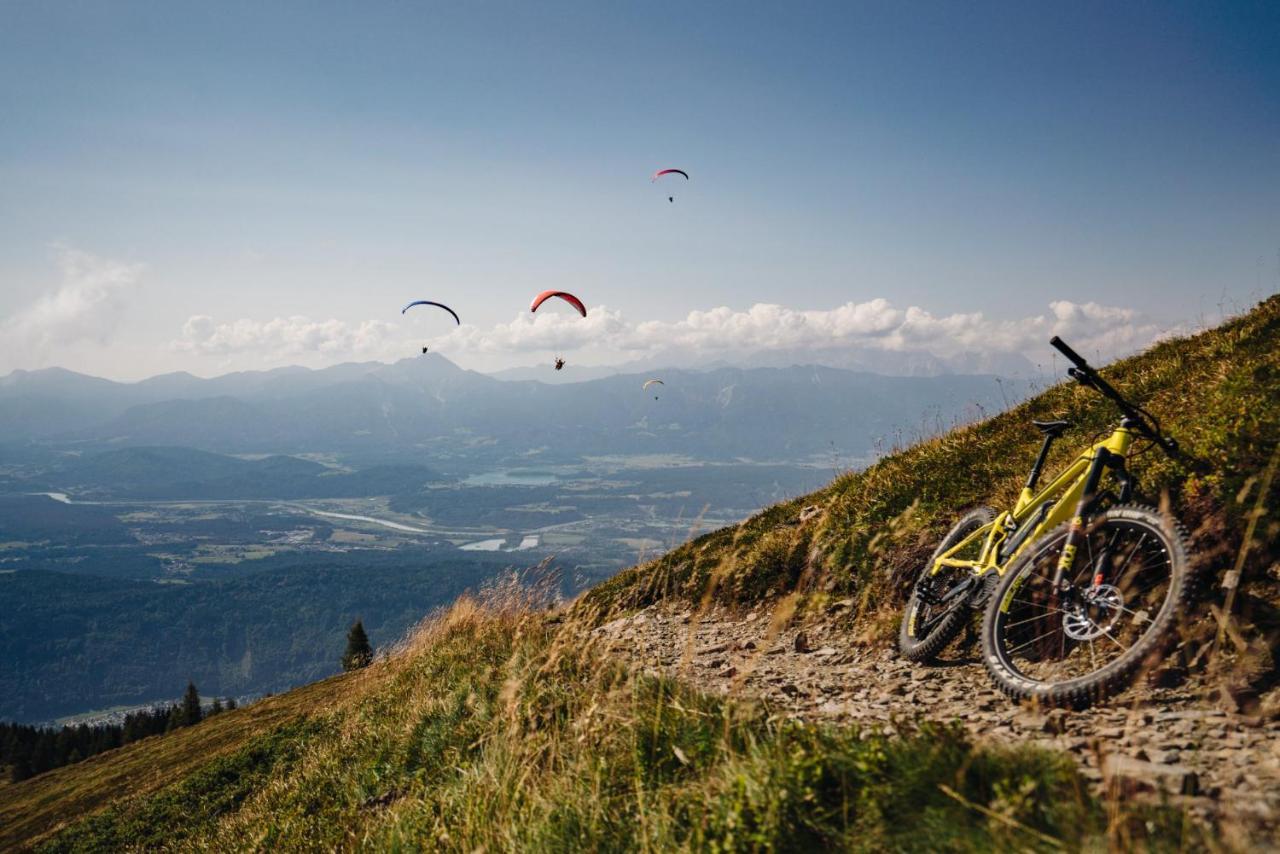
[182,681,203,727]
[226,697,237,711]
[209,698,224,716]
[342,620,374,671]
[166,705,183,733]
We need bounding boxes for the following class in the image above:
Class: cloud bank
[2,248,145,364]
[176,315,398,361]
[173,297,1171,373]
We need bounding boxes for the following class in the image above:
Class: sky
[1,0,1277,379]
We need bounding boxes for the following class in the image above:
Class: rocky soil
[595,602,1280,839]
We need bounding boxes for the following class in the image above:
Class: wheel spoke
[1005,624,1068,655]
[1001,606,1072,630]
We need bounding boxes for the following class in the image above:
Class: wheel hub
[1062,583,1124,641]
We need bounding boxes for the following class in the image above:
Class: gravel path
[595,601,1280,837]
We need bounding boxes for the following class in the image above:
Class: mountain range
[0,356,1028,464]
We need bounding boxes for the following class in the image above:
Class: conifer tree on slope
[343,620,374,671]
[182,681,203,727]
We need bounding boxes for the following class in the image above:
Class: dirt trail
[596,602,1280,832]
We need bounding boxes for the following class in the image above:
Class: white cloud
[173,296,1172,372]
[2,247,145,362]
[175,315,400,361]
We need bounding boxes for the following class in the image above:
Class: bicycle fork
[1051,448,1123,594]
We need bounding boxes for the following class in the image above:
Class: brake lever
[1067,367,1095,388]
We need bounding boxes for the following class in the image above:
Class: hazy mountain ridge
[0,356,1026,462]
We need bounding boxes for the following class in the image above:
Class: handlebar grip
[1049,336,1090,370]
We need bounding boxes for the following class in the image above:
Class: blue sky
[1,1,1277,378]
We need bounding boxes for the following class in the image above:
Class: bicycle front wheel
[980,505,1192,708]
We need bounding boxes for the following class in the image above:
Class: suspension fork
[1051,449,1122,593]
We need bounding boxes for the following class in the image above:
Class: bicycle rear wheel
[899,507,994,662]
[980,505,1191,708]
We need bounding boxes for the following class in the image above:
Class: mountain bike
[898,337,1191,707]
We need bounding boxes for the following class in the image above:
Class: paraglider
[530,290,587,369]
[401,300,461,323]
[529,290,587,317]
[643,378,664,399]
[401,300,461,356]
[651,168,689,203]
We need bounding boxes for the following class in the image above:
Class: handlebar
[1049,336,1178,457]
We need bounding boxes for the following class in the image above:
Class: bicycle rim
[989,516,1176,687]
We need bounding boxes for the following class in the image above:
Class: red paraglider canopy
[530,290,587,317]
[651,168,689,181]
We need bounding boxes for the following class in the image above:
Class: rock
[720,666,738,678]
[1017,713,1046,731]
[1039,708,1070,734]
[1144,749,1179,765]
[794,632,811,653]
[1155,709,1225,722]
[1258,687,1280,721]
[1209,682,1260,714]
[814,646,839,658]
[745,611,760,623]
[1103,756,1200,796]
[798,504,824,523]
[1147,665,1188,689]
[826,598,854,614]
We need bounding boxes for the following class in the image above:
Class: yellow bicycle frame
[928,424,1135,579]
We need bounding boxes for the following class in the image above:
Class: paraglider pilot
[554,357,566,371]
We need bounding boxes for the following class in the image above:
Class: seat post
[1026,434,1056,492]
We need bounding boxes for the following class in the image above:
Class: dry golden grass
[0,667,394,851]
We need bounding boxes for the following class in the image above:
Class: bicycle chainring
[969,569,1001,610]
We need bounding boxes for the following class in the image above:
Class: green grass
[0,673,362,850]
[15,583,1206,852]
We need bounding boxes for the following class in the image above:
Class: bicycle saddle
[1032,419,1072,437]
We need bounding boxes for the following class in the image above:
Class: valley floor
[597,602,1280,843]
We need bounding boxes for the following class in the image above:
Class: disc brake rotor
[1062,583,1124,641]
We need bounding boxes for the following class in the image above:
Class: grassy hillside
[4,580,1203,852]
[3,298,1277,851]
[588,296,1280,650]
